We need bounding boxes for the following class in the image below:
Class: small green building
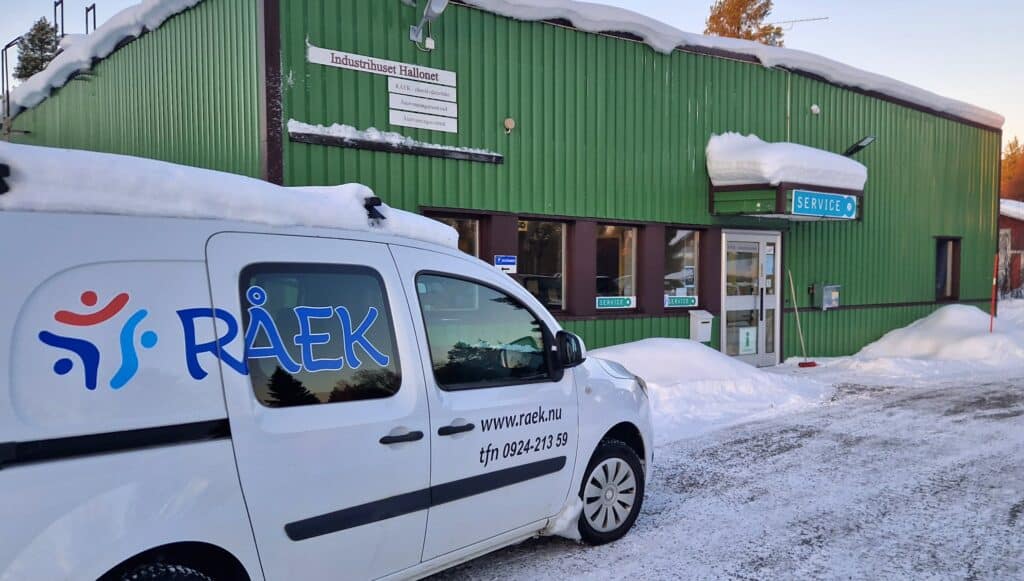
[5,0,1003,365]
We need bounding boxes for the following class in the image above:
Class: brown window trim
[418,206,714,319]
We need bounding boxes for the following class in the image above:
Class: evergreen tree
[705,0,784,47]
[14,18,59,81]
[265,366,320,407]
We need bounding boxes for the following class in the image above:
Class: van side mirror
[556,331,586,369]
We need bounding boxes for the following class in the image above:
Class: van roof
[0,142,458,249]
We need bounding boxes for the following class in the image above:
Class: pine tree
[705,0,784,47]
[14,18,59,81]
[1003,138,1024,200]
[265,366,320,407]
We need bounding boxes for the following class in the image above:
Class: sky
[2,0,1021,148]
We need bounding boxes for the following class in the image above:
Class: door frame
[720,229,783,367]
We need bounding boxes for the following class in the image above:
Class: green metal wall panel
[280,0,787,223]
[10,0,261,178]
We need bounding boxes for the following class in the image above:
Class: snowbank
[0,142,458,248]
[592,338,828,445]
[462,0,1003,130]
[784,303,1024,385]
[706,133,868,190]
[287,120,500,157]
[8,0,204,116]
[1000,199,1024,222]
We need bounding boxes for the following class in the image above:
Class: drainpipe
[786,72,792,142]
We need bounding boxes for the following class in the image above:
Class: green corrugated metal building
[4,0,1003,365]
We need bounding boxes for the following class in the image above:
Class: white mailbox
[689,309,714,343]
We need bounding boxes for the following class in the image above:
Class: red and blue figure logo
[38,290,159,390]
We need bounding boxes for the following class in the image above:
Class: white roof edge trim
[706,133,868,192]
[1000,199,1024,222]
[460,0,1004,130]
[6,0,206,117]
[0,142,459,249]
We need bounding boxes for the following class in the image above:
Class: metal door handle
[760,288,765,321]
[379,430,424,445]
[438,423,475,436]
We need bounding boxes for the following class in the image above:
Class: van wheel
[577,439,645,545]
[121,563,213,581]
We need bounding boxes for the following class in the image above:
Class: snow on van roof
[0,142,458,248]
[463,0,1003,130]
[706,133,868,191]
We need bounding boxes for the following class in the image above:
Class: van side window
[416,274,550,390]
[241,264,401,407]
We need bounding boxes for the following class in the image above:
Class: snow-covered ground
[434,302,1024,579]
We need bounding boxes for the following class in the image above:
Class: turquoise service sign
[791,189,858,220]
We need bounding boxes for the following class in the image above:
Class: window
[241,265,401,408]
[435,216,480,257]
[596,224,637,309]
[417,273,550,390]
[936,238,961,300]
[516,220,565,310]
[664,229,699,307]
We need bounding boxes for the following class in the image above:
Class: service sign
[665,296,698,308]
[596,296,636,310]
[791,189,858,220]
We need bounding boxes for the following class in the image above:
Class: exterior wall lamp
[410,0,449,51]
[843,135,876,157]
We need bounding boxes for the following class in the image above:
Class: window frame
[663,227,701,309]
[238,262,403,408]
[594,222,640,312]
[515,218,569,313]
[414,270,560,392]
[934,236,962,302]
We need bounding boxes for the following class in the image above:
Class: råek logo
[38,290,159,390]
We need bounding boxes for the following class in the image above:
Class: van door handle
[438,423,475,436]
[379,430,424,445]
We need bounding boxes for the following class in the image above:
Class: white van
[0,143,652,581]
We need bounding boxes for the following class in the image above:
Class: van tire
[577,439,645,545]
[121,563,213,581]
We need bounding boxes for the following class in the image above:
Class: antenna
[54,0,65,38]
[85,4,97,34]
[2,36,21,125]
[765,16,830,30]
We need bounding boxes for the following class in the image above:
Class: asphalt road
[436,380,1024,580]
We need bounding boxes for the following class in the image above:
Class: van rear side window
[240,264,401,408]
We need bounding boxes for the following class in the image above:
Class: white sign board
[307,44,457,87]
[738,327,757,355]
[389,93,458,118]
[389,109,458,134]
[388,77,457,103]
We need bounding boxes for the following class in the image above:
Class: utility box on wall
[690,310,715,343]
[813,284,842,311]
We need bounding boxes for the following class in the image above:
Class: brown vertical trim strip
[568,221,597,317]
[640,224,665,316]
[485,215,518,265]
[699,227,723,316]
[263,0,284,185]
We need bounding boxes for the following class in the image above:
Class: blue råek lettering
[179,286,391,380]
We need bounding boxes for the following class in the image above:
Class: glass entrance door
[722,231,781,367]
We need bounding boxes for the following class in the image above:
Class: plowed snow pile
[591,338,828,445]
[787,302,1024,384]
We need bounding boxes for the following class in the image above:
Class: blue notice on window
[493,255,517,274]
[791,189,858,220]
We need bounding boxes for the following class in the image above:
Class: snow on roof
[287,119,501,157]
[6,0,1003,131]
[7,0,204,116]
[1001,199,1024,222]
[0,142,458,248]
[462,0,1004,130]
[706,133,868,191]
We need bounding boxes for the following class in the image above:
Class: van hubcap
[583,457,636,533]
